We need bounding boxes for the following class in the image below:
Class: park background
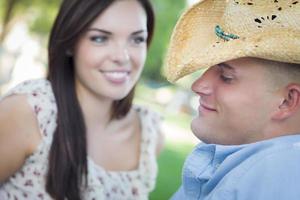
[0,0,202,199]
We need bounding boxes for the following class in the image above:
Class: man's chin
[191,122,207,143]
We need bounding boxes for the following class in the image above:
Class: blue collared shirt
[171,135,300,200]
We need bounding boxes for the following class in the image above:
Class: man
[164,0,300,199]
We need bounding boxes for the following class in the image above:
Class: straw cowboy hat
[164,0,300,82]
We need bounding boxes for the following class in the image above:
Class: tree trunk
[0,0,19,43]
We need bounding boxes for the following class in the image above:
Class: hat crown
[225,0,300,35]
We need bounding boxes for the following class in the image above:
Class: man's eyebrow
[217,62,236,72]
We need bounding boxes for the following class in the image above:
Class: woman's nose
[111,44,130,65]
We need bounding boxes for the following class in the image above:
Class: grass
[150,141,194,200]
[134,80,196,199]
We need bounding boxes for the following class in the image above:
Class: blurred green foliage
[0,0,60,42]
[135,81,193,130]
[144,0,186,83]
[26,0,60,35]
[0,1,4,18]
[150,141,193,200]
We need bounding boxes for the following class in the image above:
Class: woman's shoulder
[1,78,55,109]
[10,78,51,93]
[0,78,54,137]
[0,78,57,140]
[0,94,42,167]
[0,94,37,128]
[1,78,53,100]
[133,104,165,154]
[133,104,163,123]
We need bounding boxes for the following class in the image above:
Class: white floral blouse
[0,79,161,200]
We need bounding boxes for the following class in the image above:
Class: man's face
[191,57,279,145]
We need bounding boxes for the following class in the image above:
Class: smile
[100,70,130,84]
[199,102,217,113]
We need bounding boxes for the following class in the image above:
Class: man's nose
[191,69,214,96]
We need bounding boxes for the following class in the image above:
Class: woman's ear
[272,84,300,120]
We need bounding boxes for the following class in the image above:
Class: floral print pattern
[0,79,161,200]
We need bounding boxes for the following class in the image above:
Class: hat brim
[164,0,300,82]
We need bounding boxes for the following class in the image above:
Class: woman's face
[73,0,148,101]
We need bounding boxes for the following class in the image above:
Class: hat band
[215,25,239,41]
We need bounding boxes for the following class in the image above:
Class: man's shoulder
[241,142,300,176]
[229,135,300,179]
[220,136,300,199]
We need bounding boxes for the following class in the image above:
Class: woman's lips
[100,70,130,84]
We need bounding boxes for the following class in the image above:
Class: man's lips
[199,102,217,112]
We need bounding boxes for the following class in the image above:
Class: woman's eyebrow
[87,28,112,35]
[132,30,147,35]
[86,28,147,36]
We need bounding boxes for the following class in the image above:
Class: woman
[0,0,164,199]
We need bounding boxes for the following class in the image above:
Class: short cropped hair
[258,58,300,89]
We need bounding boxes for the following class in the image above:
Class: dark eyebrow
[132,30,147,35]
[217,62,236,72]
[87,28,147,36]
[87,28,112,35]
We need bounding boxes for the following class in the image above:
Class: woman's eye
[132,36,146,45]
[90,35,107,44]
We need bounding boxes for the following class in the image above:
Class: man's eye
[220,74,233,83]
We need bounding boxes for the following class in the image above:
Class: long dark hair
[46,0,155,199]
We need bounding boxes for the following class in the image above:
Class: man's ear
[272,84,300,120]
